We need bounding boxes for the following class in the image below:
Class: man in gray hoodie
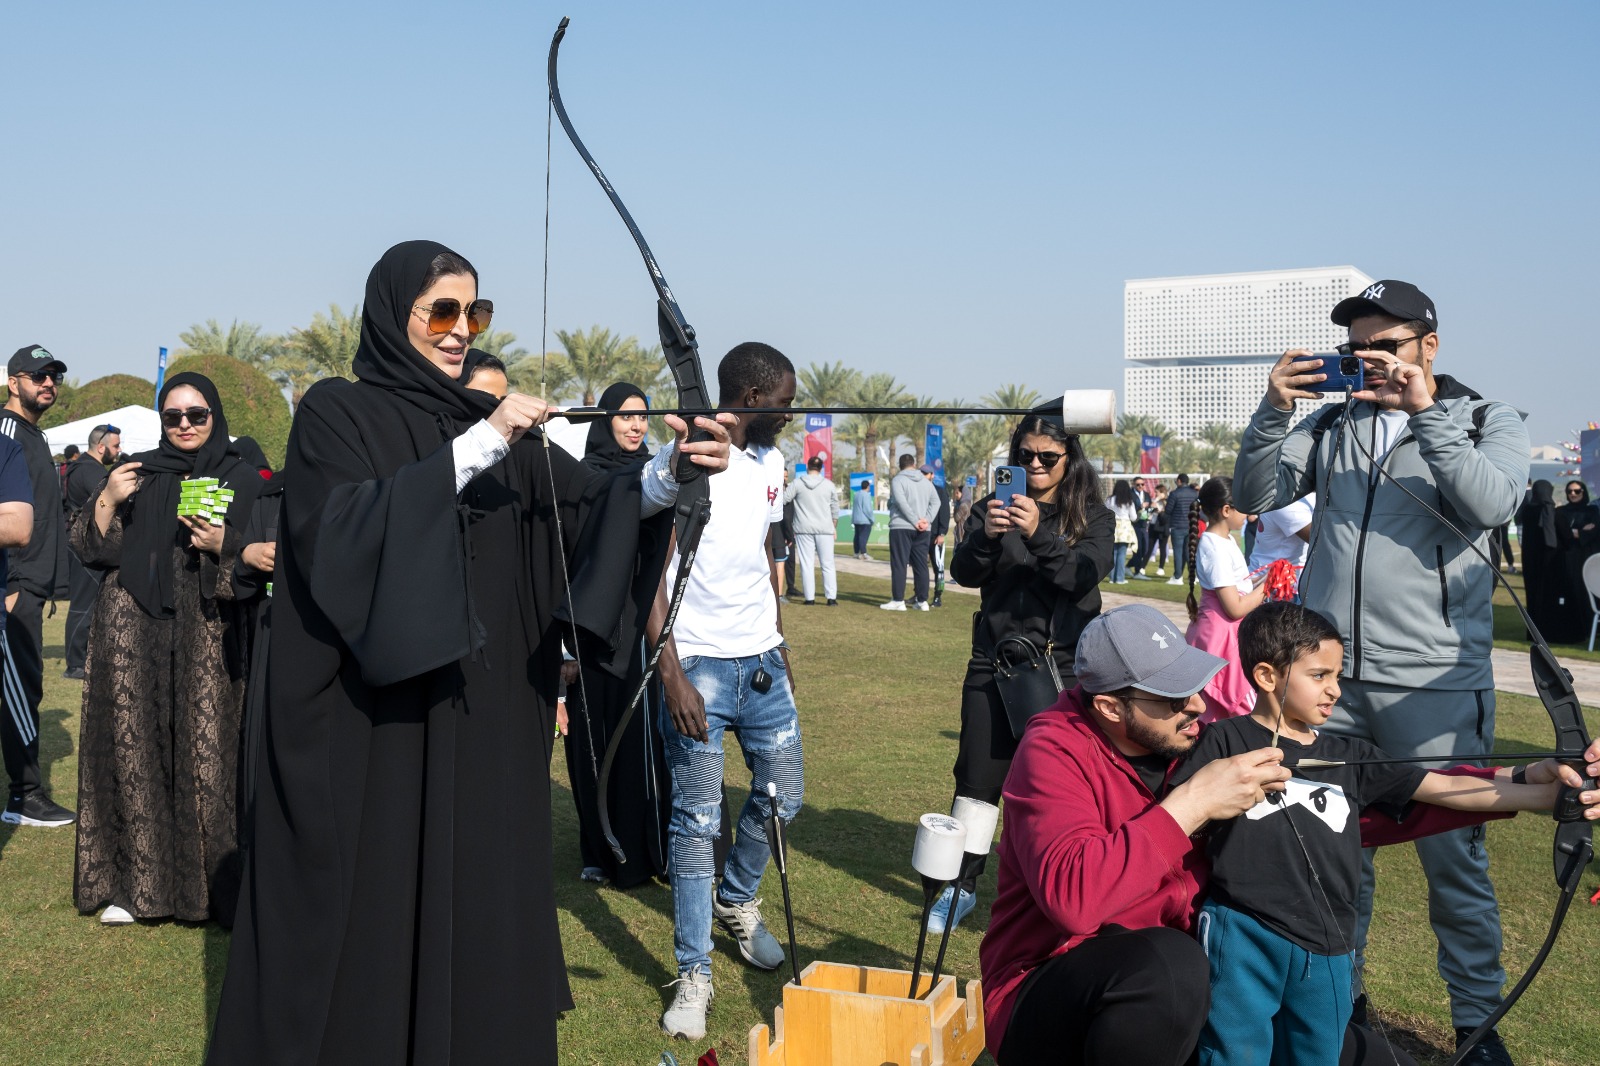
[882,453,940,611]
[1233,281,1529,1065]
[783,456,841,605]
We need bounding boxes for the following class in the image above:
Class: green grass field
[1,571,1596,1065]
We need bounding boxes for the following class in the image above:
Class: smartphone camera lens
[997,469,1011,485]
[1339,357,1361,376]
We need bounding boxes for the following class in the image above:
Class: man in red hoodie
[979,603,1600,1065]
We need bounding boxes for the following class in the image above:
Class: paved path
[832,554,1600,709]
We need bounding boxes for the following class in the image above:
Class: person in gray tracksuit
[783,456,841,604]
[883,454,940,609]
[1234,280,1530,1057]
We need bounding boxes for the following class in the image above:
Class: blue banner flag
[924,424,945,487]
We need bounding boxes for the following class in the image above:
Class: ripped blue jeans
[660,645,805,975]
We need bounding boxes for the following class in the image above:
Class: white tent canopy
[44,405,163,456]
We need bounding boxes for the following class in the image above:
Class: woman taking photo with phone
[929,405,1112,933]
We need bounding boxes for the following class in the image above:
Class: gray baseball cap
[1075,604,1226,698]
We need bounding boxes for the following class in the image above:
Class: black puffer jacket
[950,494,1114,680]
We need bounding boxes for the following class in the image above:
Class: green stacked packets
[177,477,236,526]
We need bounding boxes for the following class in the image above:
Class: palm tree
[472,329,531,363]
[983,383,1043,413]
[843,373,909,486]
[796,361,862,410]
[178,319,282,368]
[1198,421,1242,460]
[273,304,361,406]
[554,326,651,405]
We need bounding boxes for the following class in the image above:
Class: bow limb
[1448,638,1595,1065]
[549,16,716,862]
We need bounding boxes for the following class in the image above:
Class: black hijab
[351,240,498,433]
[582,382,653,472]
[1529,480,1559,549]
[120,372,265,617]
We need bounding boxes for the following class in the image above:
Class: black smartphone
[1306,354,1364,394]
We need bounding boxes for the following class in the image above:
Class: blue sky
[7,1,1596,446]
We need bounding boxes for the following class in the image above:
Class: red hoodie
[978,687,1505,1059]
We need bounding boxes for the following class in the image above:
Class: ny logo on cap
[1363,283,1386,300]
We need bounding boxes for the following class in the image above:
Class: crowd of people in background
[7,265,1600,1066]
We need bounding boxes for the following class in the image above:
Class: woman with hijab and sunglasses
[206,241,730,1066]
[562,382,674,888]
[928,406,1113,933]
[70,373,266,928]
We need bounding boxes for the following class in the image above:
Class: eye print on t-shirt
[1244,777,1352,833]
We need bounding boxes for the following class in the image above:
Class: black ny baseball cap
[1330,280,1438,331]
[8,344,68,378]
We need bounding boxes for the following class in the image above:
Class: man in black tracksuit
[1,345,74,828]
[62,424,119,678]
[925,464,951,606]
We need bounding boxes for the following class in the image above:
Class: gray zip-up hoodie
[888,468,940,531]
[783,472,840,536]
[1233,376,1528,691]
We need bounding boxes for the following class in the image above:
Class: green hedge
[37,374,157,430]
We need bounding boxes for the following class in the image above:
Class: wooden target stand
[748,961,985,1066]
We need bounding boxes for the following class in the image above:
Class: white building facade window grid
[1123,266,1375,440]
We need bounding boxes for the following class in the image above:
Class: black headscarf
[582,382,653,472]
[1529,480,1559,549]
[351,240,498,433]
[120,372,265,617]
[233,436,272,475]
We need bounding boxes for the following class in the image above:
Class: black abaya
[208,241,640,1065]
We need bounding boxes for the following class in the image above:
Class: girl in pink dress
[1184,476,1266,723]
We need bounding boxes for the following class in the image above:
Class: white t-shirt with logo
[1195,530,1254,594]
[668,442,786,659]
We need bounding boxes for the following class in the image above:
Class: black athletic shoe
[801,600,815,606]
[1454,1027,1514,1066]
[825,599,838,606]
[930,595,943,607]
[1350,993,1368,1028]
[63,667,86,680]
[2,792,76,827]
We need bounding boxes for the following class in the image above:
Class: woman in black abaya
[207,240,727,1065]
[1518,480,1563,640]
[563,382,672,887]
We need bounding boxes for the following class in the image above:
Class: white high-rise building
[1122,266,1375,439]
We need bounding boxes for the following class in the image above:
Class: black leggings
[951,666,1072,890]
[997,925,1209,1066]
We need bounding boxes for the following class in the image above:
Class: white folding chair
[1584,553,1600,652]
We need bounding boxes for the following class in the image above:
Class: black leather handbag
[992,633,1065,738]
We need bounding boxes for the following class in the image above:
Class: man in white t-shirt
[1247,492,1315,575]
[656,342,805,1041]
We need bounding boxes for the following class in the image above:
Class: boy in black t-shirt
[1169,602,1566,1066]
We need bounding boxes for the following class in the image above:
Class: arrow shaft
[1296,750,1573,770]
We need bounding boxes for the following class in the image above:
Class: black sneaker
[63,667,86,680]
[825,599,838,606]
[3,792,76,827]
[1350,993,1368,1028]
[801,600,815,606]
[930,595,942,607]
[1454,1027,1514,1066]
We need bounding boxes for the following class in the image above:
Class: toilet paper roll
[912,813,968,882]
[950,797,1000,856]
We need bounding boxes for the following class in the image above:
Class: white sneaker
[914,601,930,611]
[1155,567,1165,576]
[101,905,134,926]
[880,600,907,611]
[1166,577,1185,585]
[661,969,714,1040]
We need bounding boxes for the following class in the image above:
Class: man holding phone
[1233,281,1530,1065]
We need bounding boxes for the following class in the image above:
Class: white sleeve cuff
[640,443,680,517]
[452,419,511,493]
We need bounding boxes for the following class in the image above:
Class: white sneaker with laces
[913,601,930,611]
[1166,577,1185,585]
[661,969,714,1039]
[101,905,134,926]
[879,600,907,611]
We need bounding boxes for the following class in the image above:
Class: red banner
[804,414,833,477]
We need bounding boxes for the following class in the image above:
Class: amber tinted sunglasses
[412,298,494,336]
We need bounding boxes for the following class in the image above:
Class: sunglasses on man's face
[17,370,62,385]
[161,407,211,428]
[413,298,494,336]
[1334,333,1430,357]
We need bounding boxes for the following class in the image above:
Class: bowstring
[542,90,602,788]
